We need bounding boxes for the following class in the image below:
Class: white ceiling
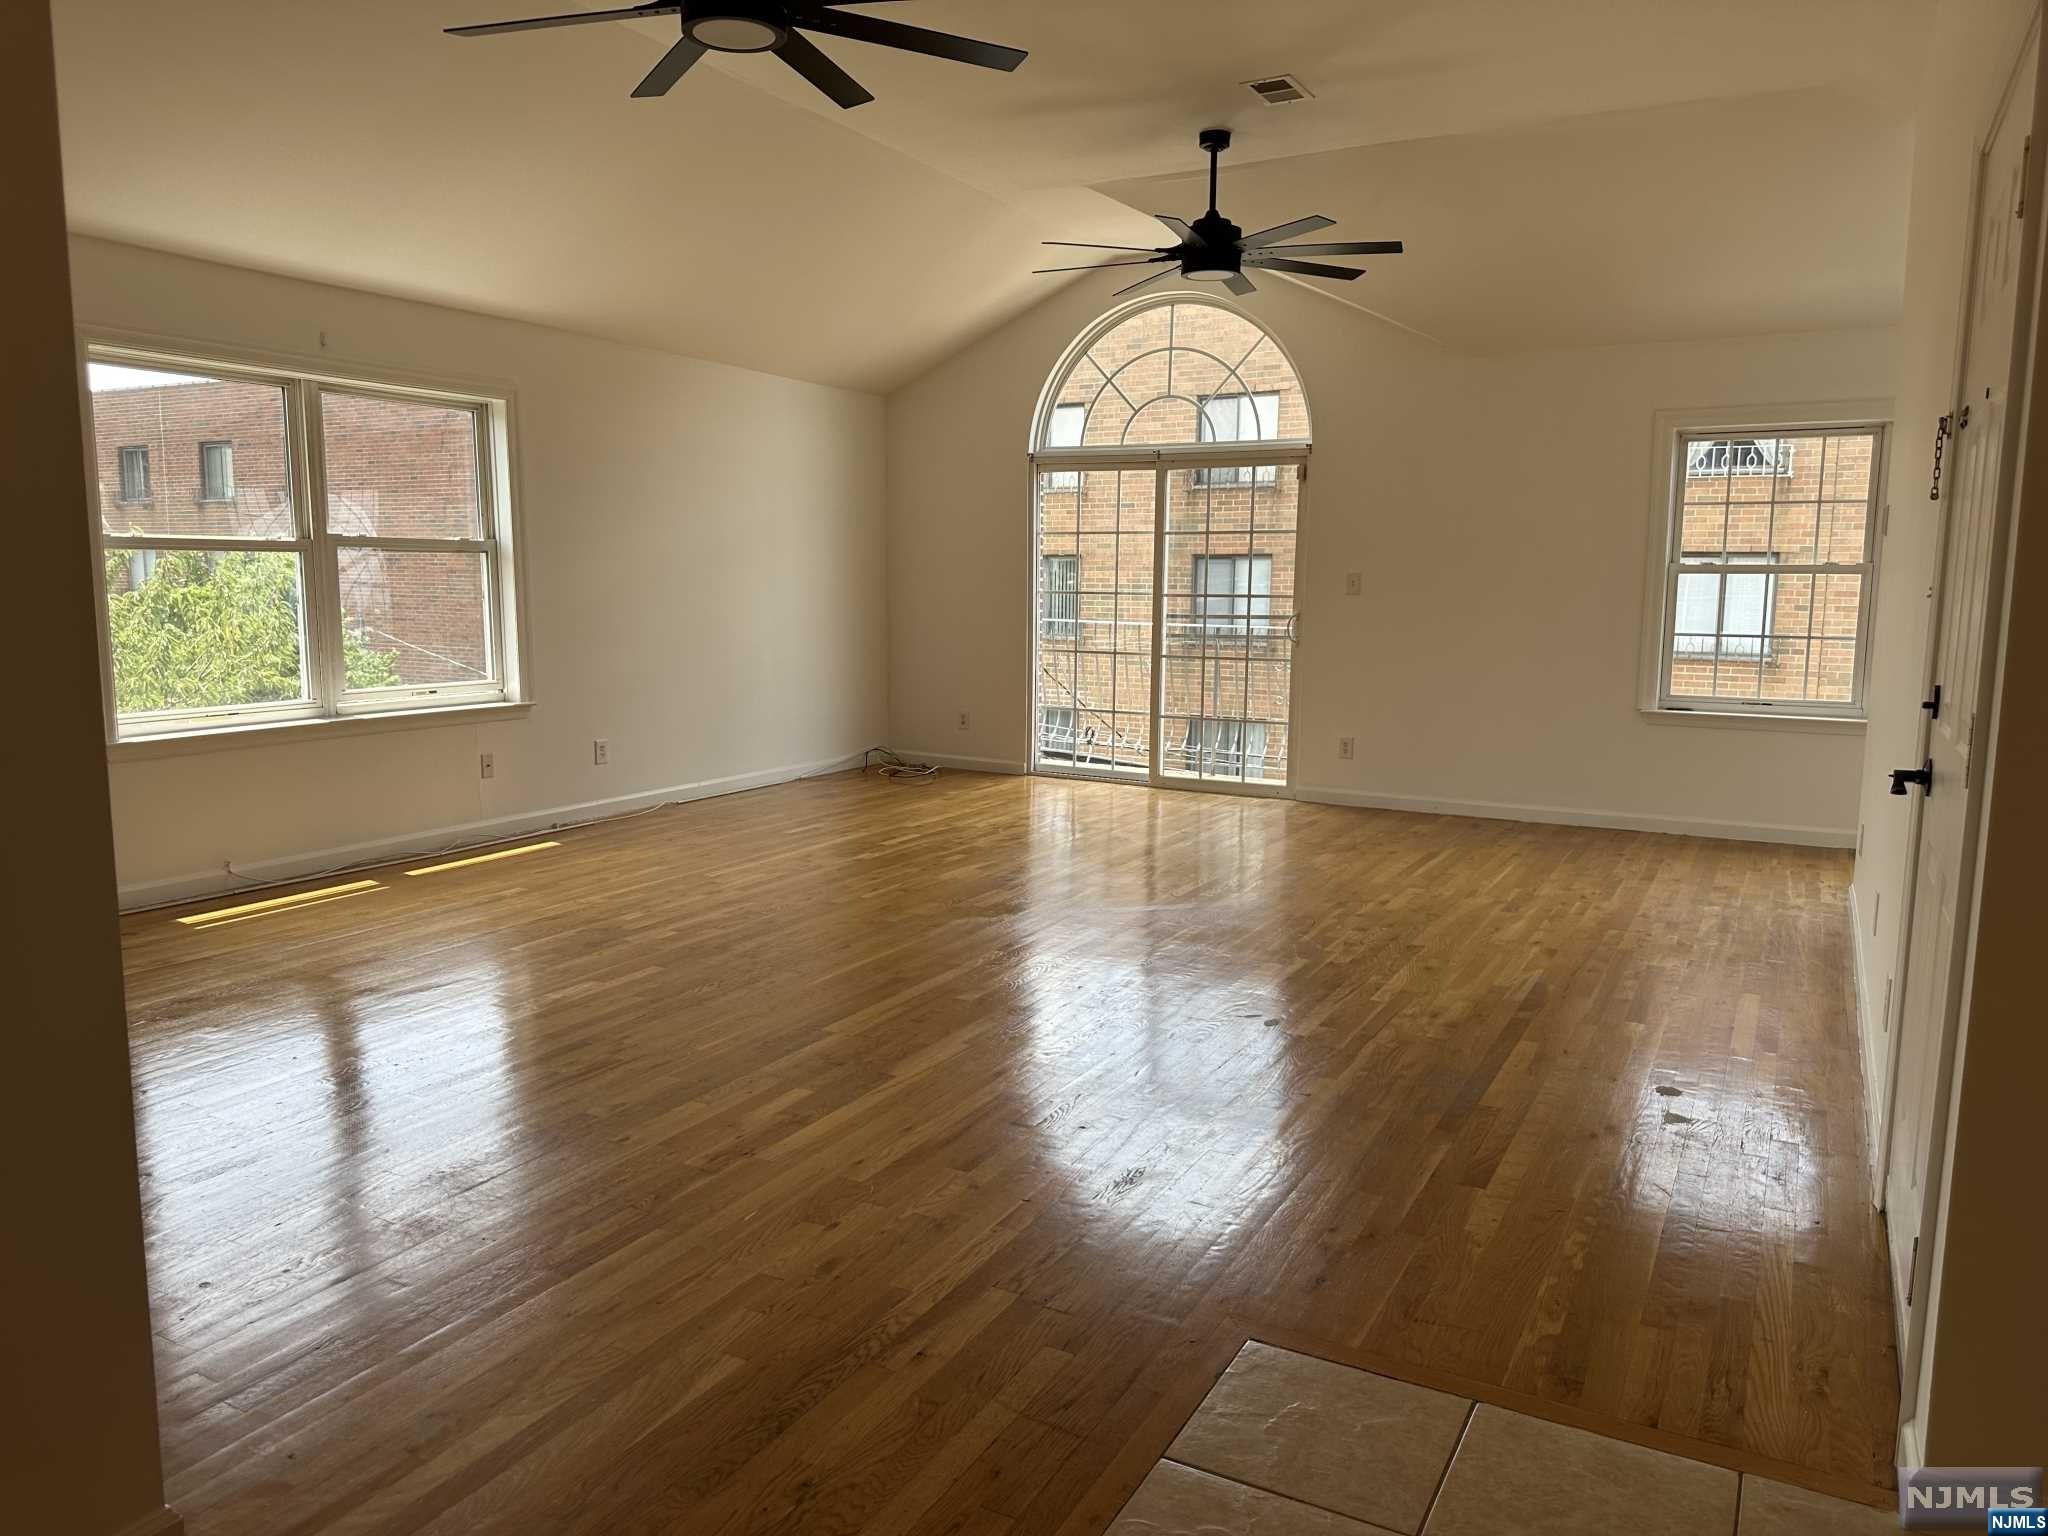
[51,1,1930,393]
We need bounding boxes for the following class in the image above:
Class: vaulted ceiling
[52,1,1931,392]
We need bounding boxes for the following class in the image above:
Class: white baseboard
[1848,884,1888,1203]
[1293,785,1857,849]
[898,751,1029,774]
[114,1507,183,1536]
[117,750,867,910]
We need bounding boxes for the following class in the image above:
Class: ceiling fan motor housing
[1183,211,1244,279]
[683,3,790,52]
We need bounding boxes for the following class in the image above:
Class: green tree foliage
[104,547,398,714]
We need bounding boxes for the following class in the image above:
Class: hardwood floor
[120,770,1898,1535]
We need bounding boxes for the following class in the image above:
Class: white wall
[1849,0,2038,1151]
[887,274,1895,845]
[71,238,888,907]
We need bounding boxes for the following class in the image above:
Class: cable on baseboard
[863,746,937,782]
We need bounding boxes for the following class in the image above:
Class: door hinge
[1907,1235,1919,1305]
[1921,683,1942,719]
[2020,136,2031,218]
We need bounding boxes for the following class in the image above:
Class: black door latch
[1890,759,1935,797]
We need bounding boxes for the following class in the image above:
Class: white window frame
[81,338,529,747]
[1637,402,1888,726]
[1195,392,1281,486]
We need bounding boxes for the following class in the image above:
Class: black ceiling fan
[445,1,1026,110]
[1038,128,1403,297]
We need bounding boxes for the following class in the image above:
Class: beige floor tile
[1739,1475,1900,1535]
[1109,1460,1405,1535]
[1164,1342,1472,1534]
[1424,1405,1737,1536]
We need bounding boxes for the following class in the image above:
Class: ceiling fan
[1038,128,1403,297]
[445,1,1026,110]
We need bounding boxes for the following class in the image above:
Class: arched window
[1030,299,1310,791]
[1033,298,1309,453]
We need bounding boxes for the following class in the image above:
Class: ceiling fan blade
[1154,214,1197,243]
[1114,266,1180,298]
[630,36,707,97]
[1244,256,1364,281]
[1222,273,1257,297]
[1041,241,1174,254]
[1239,215,1337,248]
[794,9,1027,71]
[447,4,676,37]
[776,30,875,109]
[1036,259,1172,273]
[1258,240,1404,257]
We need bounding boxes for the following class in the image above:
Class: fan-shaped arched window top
[1034,298,1309,453]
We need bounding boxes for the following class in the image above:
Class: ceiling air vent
[1244,74,1313,105]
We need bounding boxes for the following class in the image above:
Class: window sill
[108,699,532,761]
[1639,706,1864,735]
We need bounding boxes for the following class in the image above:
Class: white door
[1882,43,2037,1402]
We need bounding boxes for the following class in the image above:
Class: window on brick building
[1182,717,1268,777]
[118,446,150,502]
[1039,554,1079,641]
[1195,394,1280,486]
[199,441,235,502]
[1044,404,1084,490]
[1191,553,1272,635]
[1653,424,1883,716]
[86,346,523,740]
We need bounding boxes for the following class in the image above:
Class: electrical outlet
[479,752,495,780]
[593,738,610,767]
[1338,736,1355,760]
[1344,571,1363,596]
[956,710,970,732]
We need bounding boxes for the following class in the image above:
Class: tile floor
[1108,1342,1900,1535]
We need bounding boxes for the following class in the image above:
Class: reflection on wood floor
[120,769,1897,1535]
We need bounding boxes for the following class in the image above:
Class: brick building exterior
[90,370,491,701]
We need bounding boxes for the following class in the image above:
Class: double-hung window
[1191,553,1273,635]
[1195,393,1280,485]
[117,446,150,503]
[87,346,521,741]
[1653,424,1882,716]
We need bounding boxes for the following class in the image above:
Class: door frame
[1025,442,1312,799]
[1876,16,2044,1428]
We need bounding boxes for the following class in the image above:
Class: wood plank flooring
[119,770,1898,1535]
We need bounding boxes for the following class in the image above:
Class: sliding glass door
[1031,456,1302,795]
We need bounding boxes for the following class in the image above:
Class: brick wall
[91,377,490,688]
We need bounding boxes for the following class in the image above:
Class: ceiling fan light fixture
[1181,257,1239,281]
[683,11,788,52]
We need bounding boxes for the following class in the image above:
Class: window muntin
[1659,426,1880,714]
[117,446,150,503]
[86,348,517,739]
[1033,300,1306,452]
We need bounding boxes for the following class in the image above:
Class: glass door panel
[1161,464,1297,786]
[1034,467,1154,778]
